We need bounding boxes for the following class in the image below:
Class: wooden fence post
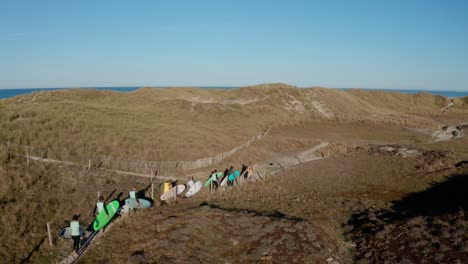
[151,183,154,200]
[47,223,53,247]
[88,160,91,170]
[26,147,30,166]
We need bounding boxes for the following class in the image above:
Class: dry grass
[0,85,467,263]
[0,84,458,165]
[0,145,161,263]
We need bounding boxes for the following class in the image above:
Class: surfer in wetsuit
[70,214,81,256]
[244,163,254,180]
[240,164,247,178]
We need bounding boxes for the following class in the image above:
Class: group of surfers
[67,163,256,256]
[68,187,140,256]
[207,163,256,192]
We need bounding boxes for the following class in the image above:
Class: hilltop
[0,84,463,163]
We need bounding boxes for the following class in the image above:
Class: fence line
[6,127,270,173]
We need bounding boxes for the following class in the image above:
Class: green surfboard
[93,200,120,231]
[204,172,224,187]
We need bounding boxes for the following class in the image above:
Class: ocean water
[0,86,466,100]
[339,88,468,98]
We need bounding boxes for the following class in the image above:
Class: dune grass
[0,84,466,262]
[0,144,161,263]
[0,84,457,167]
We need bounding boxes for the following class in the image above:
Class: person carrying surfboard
[210,169,219,193]
[187,177,194,189]
[94,196,110,218]
[70,214,81,256]
[169,180,177,202]
[244,163,254,180]
[241,164,247,177]
[129,187,140,208]
[227,166,236,187]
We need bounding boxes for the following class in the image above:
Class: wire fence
[6,128,270,173]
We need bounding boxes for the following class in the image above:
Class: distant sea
[0,86,466,100]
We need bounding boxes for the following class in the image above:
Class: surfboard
[58,225,84,239]
[92,200,120,231]
[186,181,202,197]
[125,198,152,209]
[220,174,228,186]
[234,170,241,177]
[204,172,223,187]
[187,180,195,189]
[163,182,170,192]
[160,184,186,201]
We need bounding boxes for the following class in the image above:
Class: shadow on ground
[345,173,468,263]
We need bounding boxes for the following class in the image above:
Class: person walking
[210,169,219,193]
[70,215,81,256]
[170,180,177,202]
[94,196,105,217]
[187,176,195,189]
[129,187,141,208]
[240,163,247,179]
[227,166,235,187]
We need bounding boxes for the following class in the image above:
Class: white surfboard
[220,175,228,186]
[187,180,195,189]
[125,198,152,209]
[186,181,202,197]
[160,184,186,201]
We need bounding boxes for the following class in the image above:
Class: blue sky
[1,0,467,90]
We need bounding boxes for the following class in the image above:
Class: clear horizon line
[0,85,467,92]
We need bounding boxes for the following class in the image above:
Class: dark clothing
[240,164,247,175]
[72,235,80,253]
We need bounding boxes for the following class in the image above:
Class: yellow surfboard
[163,182,170,192]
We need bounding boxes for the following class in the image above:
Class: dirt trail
[56,142,333,263]
[441,99,454,112]
[254,142,330,178]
